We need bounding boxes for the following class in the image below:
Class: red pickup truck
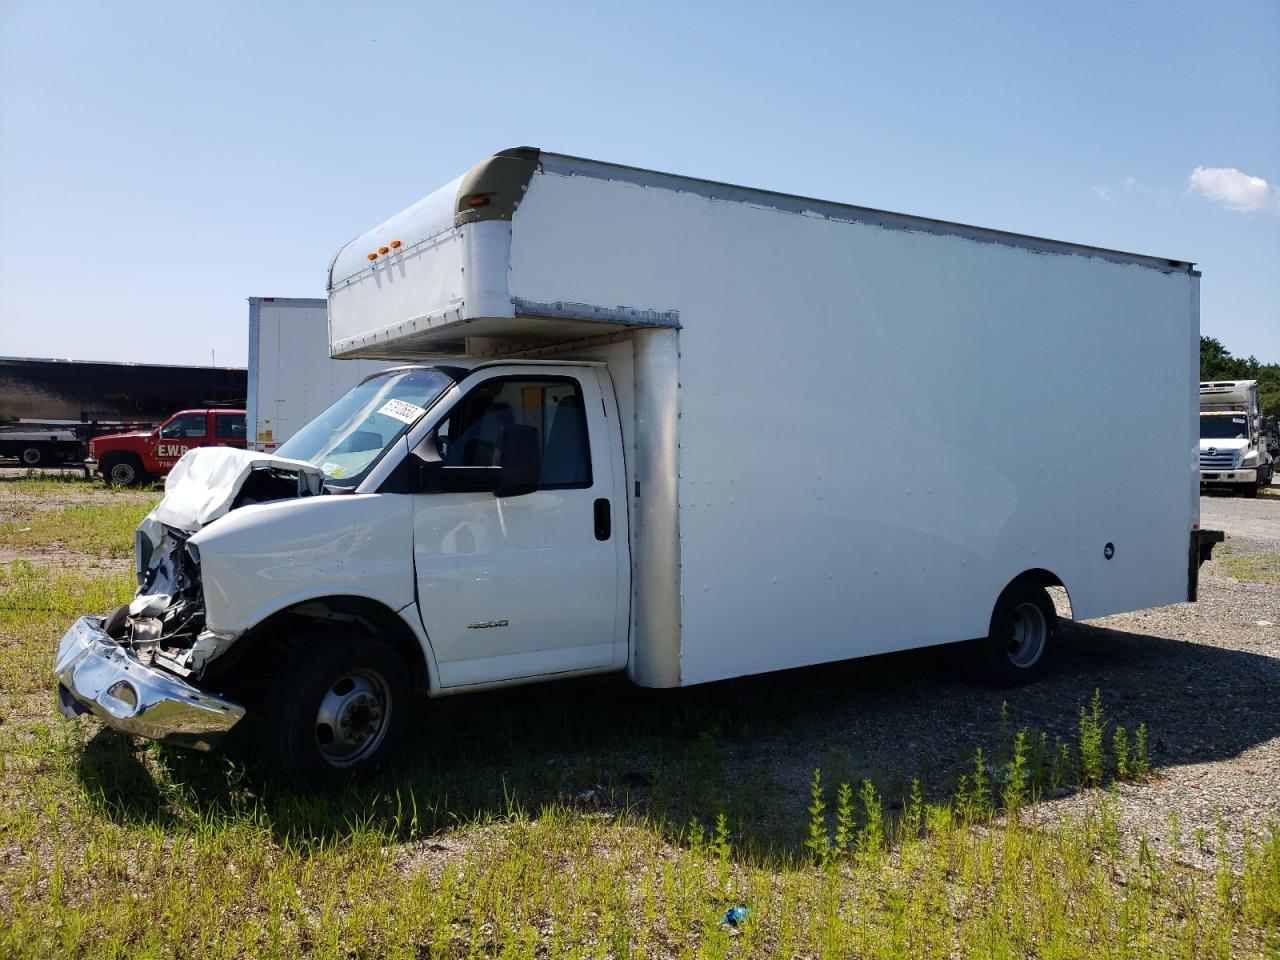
[86,409,247,485]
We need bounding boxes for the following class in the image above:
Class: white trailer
[246,297,392,453]
[56,149,1223,785]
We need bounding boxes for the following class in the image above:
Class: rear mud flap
[1187,528,1225,602]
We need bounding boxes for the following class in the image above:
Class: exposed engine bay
[106,449,326,679]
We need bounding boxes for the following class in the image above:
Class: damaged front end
[54,616,245,750]
[54,447,325,750]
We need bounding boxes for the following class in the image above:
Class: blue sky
[1,1,1277,367]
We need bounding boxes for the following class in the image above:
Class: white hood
[149,447,325,532]
[132,447,325,596]
[1199,438,1250,453]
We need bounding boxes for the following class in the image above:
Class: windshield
[1199,413,1249,440]
[275,368,453,486]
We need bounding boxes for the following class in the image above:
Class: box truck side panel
[508,166,1197,686]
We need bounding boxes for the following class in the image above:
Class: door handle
[594,498,611,541]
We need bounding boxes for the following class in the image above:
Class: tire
[260,634,412,788]
[974,580,1057,687]
[102,454,145,487]
[1241,483,1258,499]
[20,446,43,467]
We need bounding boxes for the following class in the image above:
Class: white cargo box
[1199,380,1258,415]
[329,149,1201,689]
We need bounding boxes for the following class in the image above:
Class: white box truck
[55,148,1224,785]
[1199,380,1273,495]
[247,297,392,453]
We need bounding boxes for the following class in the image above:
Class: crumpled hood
[146,447,325,534]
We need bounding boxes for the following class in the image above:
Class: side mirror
[409,424,540,497]
[494,425,540,498]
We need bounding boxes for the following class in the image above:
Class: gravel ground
[724,488,1280,868]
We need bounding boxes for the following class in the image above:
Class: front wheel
[102,454,145,487]
[260,635,411,788]
[973,580,1057,687]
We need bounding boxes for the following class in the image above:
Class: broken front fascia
[131,448,326,675]
[55,448,325,747]
[55,448,325,749]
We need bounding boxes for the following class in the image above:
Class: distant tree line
[1201,336,1280,420]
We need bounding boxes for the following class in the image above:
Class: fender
[190,492,423,652]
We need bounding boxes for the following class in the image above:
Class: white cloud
[1188,165,1278,213]
[1090,186,1110,201]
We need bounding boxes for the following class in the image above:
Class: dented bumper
[54,616,244,750]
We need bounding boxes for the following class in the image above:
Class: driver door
[412,367,628,688]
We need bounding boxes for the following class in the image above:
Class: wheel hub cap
[1007,602,1047,669]
[314,670,392,767]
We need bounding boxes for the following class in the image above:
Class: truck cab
[57,361,628,782]
[87,408,247,485]
[1199,381,1273,496]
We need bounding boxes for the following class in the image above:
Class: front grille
[1200,450,1238,470]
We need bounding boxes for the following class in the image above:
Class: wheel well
[204,596,431,703]
[1004,568,1073,620]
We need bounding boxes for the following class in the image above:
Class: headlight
[1242,451,1259,466]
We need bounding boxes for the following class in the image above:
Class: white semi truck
[1199,380,1273,496]
[247,297,392,454]
[55,148,1223,785]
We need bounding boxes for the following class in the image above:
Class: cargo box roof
[328,148,1198,359]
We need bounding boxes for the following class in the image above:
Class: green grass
[0,498,158,559]
[1218,549,1280,585]
[0,471,164,495]
[1,746,1276,958]
[0,486,1278,956]
[1,471,98,494]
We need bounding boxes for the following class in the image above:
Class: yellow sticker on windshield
[320,462,344,477]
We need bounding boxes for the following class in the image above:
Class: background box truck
[246,297,392,453]
[55,148,1222,785]
[1198,379,1274,495]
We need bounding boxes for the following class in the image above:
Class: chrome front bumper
[54,616,244,750]
[1199,468,1257,484]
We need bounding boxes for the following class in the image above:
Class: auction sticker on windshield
[378,399,426,424]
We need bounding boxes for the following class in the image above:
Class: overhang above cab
[327,147,679,361]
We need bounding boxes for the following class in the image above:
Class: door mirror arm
[411,458,502,494]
